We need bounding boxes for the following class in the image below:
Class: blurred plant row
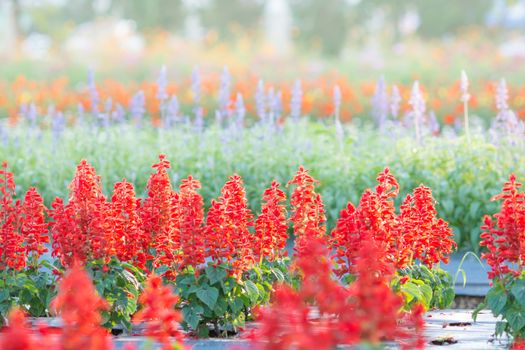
[1,156,523,348]
[2,69,525,125]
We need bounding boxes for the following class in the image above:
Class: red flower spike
[205,174,254,277]
[107,180,147,268]
[0,308,39,350]
[141,154,174,244]
[254,180,288,262]
[50,262,111,350]
[287,166,326,256]
[1,162,26,271]
[133,274,184,350]
[179,175,206,270]
[480,174,525,279]
[397,185,456,267]
[50,160,109,267]
[20,187,49,262]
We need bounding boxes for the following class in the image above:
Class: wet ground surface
[112,309,509,349]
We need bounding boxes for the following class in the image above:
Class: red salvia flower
[287,166,326,256]
[107,180,147,268]
[254,180,288,262]
[141,154,174,244]
[0,162,26,271]
[330,167,400,276]
[153,191,182,274]
[331,167,455,276]
[397,185,456,267]
[178,175,206,270]
[133,274,184,350]
[480,174,525,279]
[0,308,39,350]
[50,160,109,267]
[250,236,425,349]
[205,174,254,277]
[20,187,49,265]
[50,262,111,350]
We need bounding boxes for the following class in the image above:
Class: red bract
[0,308,39,350]
[346,239,424,349]
[331,167,455,275]
[0,162,26,271]
[250,237,353,350]
[480,174,525,279]
[133,274,184,350]
[397,185,456,267]
[50,262,111,350]
[20,187,49,264]
[108,180,147,268]
[50,160,109,267]
[179,176,206,270]
[330,167,399,275]
[205,174,254,276]
[153,191,182,273]
[141,154,174,244]
[250,236,424,350]
[287,166,326,255]
[254,180,288,262]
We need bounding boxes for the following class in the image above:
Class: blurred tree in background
[199,0,264,39]
[1,0,513,56]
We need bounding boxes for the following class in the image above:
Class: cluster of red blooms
[250,236,425,350]
[0,266,185,350]
[132,274,185,350]
[49,155,290,278]
[287,166,326,255]
[330,167,456,278]
[0,162,48,271]
[480,174,525,279]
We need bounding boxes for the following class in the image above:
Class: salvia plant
[475,174,525,346]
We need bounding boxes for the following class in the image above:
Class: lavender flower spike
[192,67,202,106]
[371,76,389,128]
[390,85,401,119]
[409,81,425,144]
[218,66,232,115]
[495,78,508,112]
[87,69,100,114]
[255,79,266,122]
[460,70,471,144]
[290,80,302,123]
[156,65,168,101]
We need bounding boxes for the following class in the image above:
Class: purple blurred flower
[390,85,401,119]
[371,76,389,128]
[460,70,470,103]
[409,81,425,143]
[192,67,201,105]
[235,92,245,130]
[495,78,508,112]
[165,95,181,128]
[129,90,146,127]
[218,66,231,115]
[255,79,266,122]
[77,103,85,127]
[156,65,168,101]
[290,80,302,123]
[87,69,100,114]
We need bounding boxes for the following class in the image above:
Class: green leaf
[229,298,244,316]
[244,280,260,304]
[271,268,285,282]
[511,280,525,307]
[420,284,433,308]
[401,282,423,301]
[506,307,525,332]
[196,286,219,310]
[487,288,508,316]
[205,266,227,286]
[495,321,507,337]
[182,304,204,330]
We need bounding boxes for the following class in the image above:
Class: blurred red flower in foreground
[133,274,185,350]
[50,262,111,350]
